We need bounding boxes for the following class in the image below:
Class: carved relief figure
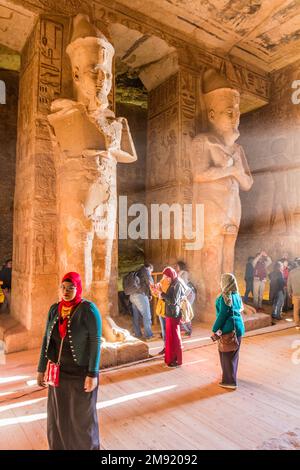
[191,68,253,315]
[148,129,160,187]
[269,137,293,233]
[48,14,137,342]
[161,129,177,181]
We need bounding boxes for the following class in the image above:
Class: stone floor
[0,325,299,450]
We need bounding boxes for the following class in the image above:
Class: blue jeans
[130,293,153,338]
[159,316,166,343]
[272,291,284,319]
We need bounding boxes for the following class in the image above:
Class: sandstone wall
[236,59,300,287]
[0,69,18,266]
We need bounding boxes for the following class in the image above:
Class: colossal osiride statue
[48,15,145,358]
[190,69,254,320]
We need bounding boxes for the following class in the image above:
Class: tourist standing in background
[175,261,196,336]
[269,262,285,320]
[0,259,12,313]
[287,259,300,330]
[243,256,254,304]
[252,251,272,311]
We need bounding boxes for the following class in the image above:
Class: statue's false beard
[212,125,240,145]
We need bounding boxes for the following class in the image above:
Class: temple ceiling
[1,0,299,112]
[1,0,300,73]
[116,0,300,72]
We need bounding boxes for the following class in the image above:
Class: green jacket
[37,300,102,377]
[212,293,245,337]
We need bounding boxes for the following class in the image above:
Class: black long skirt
[47,373,100,450]
[218,337,242,386]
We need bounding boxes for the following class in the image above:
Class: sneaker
[219,382,237,390]
[167,362,179,368]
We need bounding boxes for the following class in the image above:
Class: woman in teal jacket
[212,273,245,390]
[37,272,102,450]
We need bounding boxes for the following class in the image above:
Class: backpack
[187,281,197,293]
[122,271,141,296]
[180,297,194,323]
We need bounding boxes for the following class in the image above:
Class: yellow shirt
[152,277,171,318]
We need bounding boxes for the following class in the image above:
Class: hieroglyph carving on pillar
[38,18,63,112]
[48,14,137,343]
[148,74,178,119]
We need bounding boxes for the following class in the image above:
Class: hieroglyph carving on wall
[148,74,179,188]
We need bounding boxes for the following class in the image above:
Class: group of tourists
[122,261,196,347]
[244,251,300,325]
[36,265,245,450]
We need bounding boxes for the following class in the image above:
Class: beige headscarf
[221,273,239,306]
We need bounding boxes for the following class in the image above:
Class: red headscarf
[162,267,178,282]
[58,272,83,338]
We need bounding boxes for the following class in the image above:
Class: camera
[210,330,222,342]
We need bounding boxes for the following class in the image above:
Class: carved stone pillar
[145,66,204,291]
[11,15,69,349]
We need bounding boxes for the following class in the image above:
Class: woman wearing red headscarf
[37,272,102,450]
[158,267,186,367]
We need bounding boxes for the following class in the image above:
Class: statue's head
[66,14,114,111]
[203,68,240,145]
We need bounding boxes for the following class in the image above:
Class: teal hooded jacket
[37,300,102,377]
[212,293,245,337]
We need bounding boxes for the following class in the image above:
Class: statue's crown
[70,14,106,42]
[66,14,114,60]
[202,68,234,94]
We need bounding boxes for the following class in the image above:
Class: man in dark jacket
[269,261,285,320]
[129,263,155,340]
[252,251,272,311]
[244,256,254,303]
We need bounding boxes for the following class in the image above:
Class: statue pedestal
[100,337,149,368]
[242,310,272,331]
